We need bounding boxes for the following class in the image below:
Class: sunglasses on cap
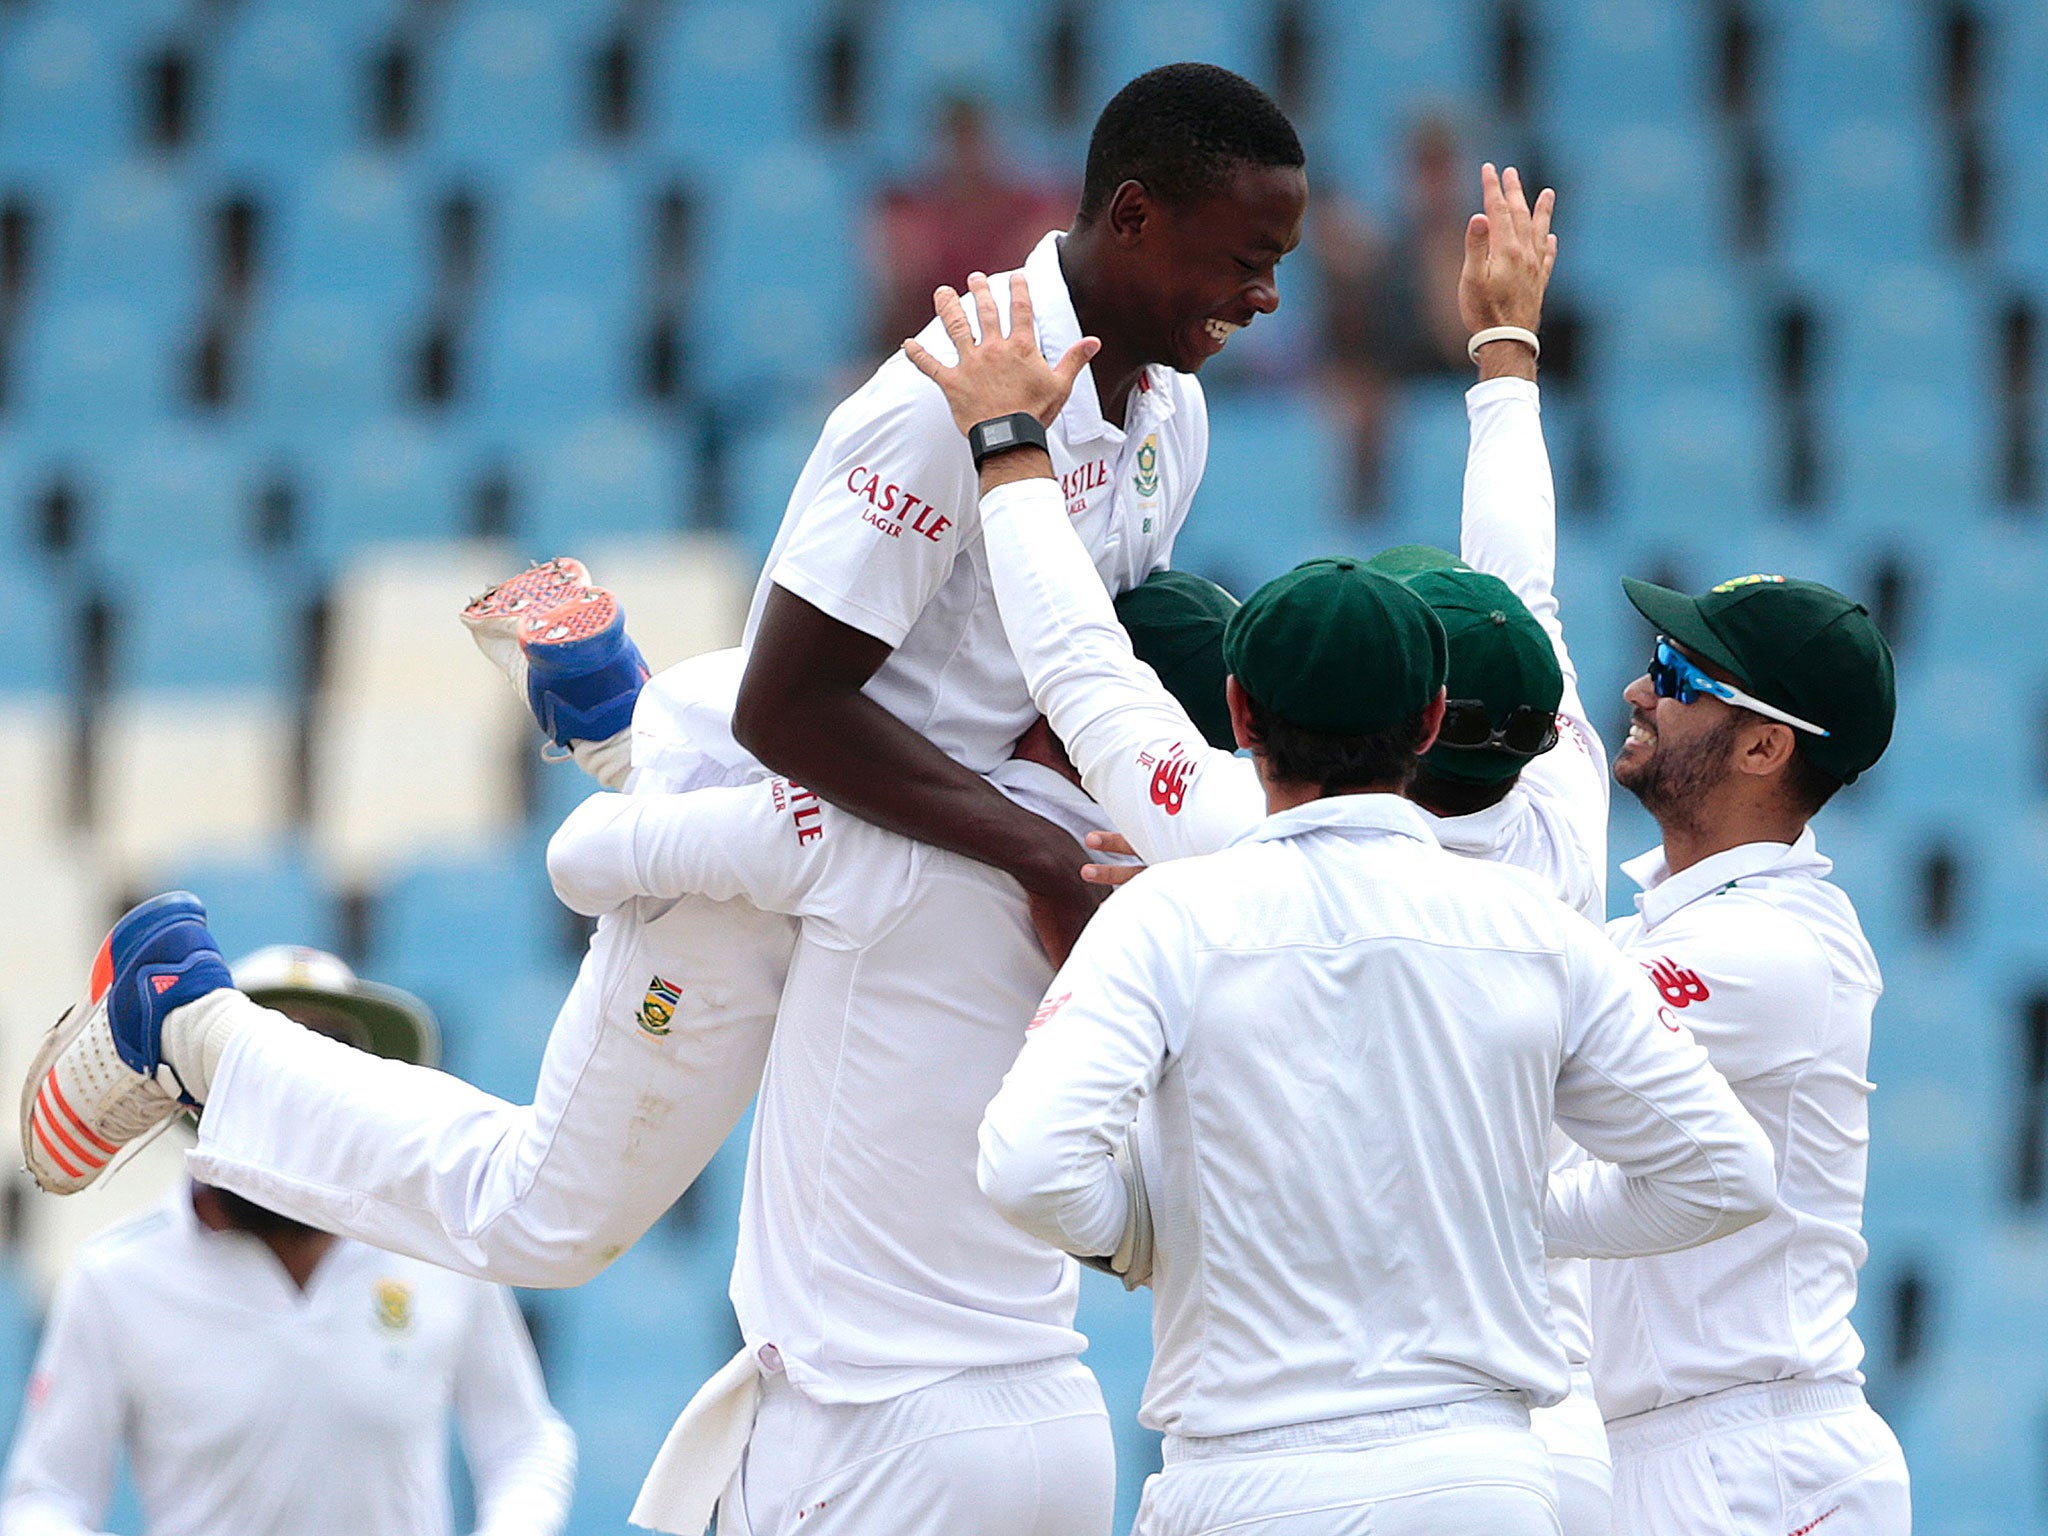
[1435,699,1561,756]
[1648,638,1831,738]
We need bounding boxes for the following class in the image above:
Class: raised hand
[903,271,1101,437]
[1459,163,1558,338]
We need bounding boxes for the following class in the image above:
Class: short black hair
[1245,691,1429,794]
[1783,739,1843,818]
[1077,63,1303,222]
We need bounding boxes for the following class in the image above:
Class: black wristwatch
[967,412,1050,472]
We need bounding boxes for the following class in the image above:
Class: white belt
[630,1347,765,1534]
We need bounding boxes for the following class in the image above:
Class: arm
[453,1287,577,1536]
[1543,926,1776,1259]
[908,273,1263,864]
[981,478,1262,863]
[546,778,897,942]
[0,1274,121,1536]
[978,876,1185,1258]
[734,588,1098,961]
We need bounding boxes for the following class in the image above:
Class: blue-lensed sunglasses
[1648,638,1830,738]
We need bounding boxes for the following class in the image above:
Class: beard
[212,1187,320,1239]
[1615,710,1742,834]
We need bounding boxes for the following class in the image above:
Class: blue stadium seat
[300,418,479,569]
[0,437,54,568]
[369,846,561,987]
[1812,264,1994,395]
[424,1,614,171]
[268,155,433,314]
[1529,0,1717,147]
[14,301,178,437]
[863,0,1062,171]
[244,296,409,428]
[107,556,299,692]
[0,11,151,179]
[1821,383,1994,527]
[724,406,829,560]
[45,163,202,319]
[427,963,577,1109]
[1175,392,1351,594]
[513,413,692,553]
[206,2,390,180]
[1550,122,1739,286]
[1377,379,1469,544]
[1753,0,1938,134]
[0,565,76,697]
[1991,112,2048,293]
[1892,1348,2048,1535]
[1587,266,1769,397]
[169,848,342,960]
[488,151,637,302]
[468,290,641,420]
[1076,1269,1162,1534]
[85,428,257,575]
[1089,0,1274,105]
[647,0,824,171]
[1769,117,1946,282]
[687,144,863,396]
[1599,383,1779,531]
[1313,0,1491,209]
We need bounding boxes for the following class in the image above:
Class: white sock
[160,990,283,1103]
[569,728,634,790]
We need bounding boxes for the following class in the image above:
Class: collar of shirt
[1419,792,1521,858]
[1622,826,1832,930]
[1228,791,1440,850]
[1024,231,1177,445]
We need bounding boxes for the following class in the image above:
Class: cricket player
[1595,577,1910,1530]
[726,61,1305,964]
[4,948,573,1536]
[908,166,1618,1530]
[974,549,1777,1535]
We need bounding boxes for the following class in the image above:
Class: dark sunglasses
[1436,699,1561,757]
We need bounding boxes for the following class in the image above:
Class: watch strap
[968,412,1050,471]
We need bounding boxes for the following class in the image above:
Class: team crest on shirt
[637,975,682,1037]
[1133,434,1161,500]
[1709,573,1785,593]
[373,1279,415,1334]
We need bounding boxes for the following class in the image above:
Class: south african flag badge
[637,975,682,1037]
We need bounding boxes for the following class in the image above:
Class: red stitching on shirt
[1787,1505,1841,1536]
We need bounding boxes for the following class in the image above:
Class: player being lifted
[906,165,1619,1534]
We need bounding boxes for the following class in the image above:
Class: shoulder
[820,346,972,462]
[1642,887,1834,1013]
[72,1202,179,1279]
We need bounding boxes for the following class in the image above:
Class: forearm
[546,786,788,916]
[470,1416,576,1536]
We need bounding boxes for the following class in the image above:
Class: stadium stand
[0,0,2043,1529]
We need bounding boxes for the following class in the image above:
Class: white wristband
[1467,325,1540,362]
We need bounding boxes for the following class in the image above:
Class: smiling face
[1613,653,1747,821]
[1116,162,1308,374]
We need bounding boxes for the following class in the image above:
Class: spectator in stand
[1319,114,1477,515]
[869,95,1076,355]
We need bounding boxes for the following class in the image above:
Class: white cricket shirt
[979,794,1775,1438]
[745,229,1206,774]
[548,760,1109,1405]
[979,378,1609,1360]
[1593,831,1882,1422]
[2,1189,574,1536]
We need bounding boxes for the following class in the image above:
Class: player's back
[1130,794,1594,1436]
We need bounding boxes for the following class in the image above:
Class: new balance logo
[1644,956,1710,1008]
[1028,993,1070,1033]
[1787,1507,1840,1536]
[1146,746,1195,816]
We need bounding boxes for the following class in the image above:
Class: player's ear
[1735,719,1796,781]
[1105,180,1151,246]
[1415,688,1448,755]
[1226,676,1260,751]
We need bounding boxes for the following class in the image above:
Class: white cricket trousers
[1606,1380,1910,1536]
[1134,1398,1561,1536]
[722,1357,1114,1536]
[186,894,794,1285]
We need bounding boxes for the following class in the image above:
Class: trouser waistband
[1163,1396,1531,1466]
[1605,1379,1868,1455]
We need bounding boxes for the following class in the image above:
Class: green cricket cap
[1223,557,1448,735]
[1622,572,1896,784]
[1367,545,1565,786]
[1115,570,1240,752]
